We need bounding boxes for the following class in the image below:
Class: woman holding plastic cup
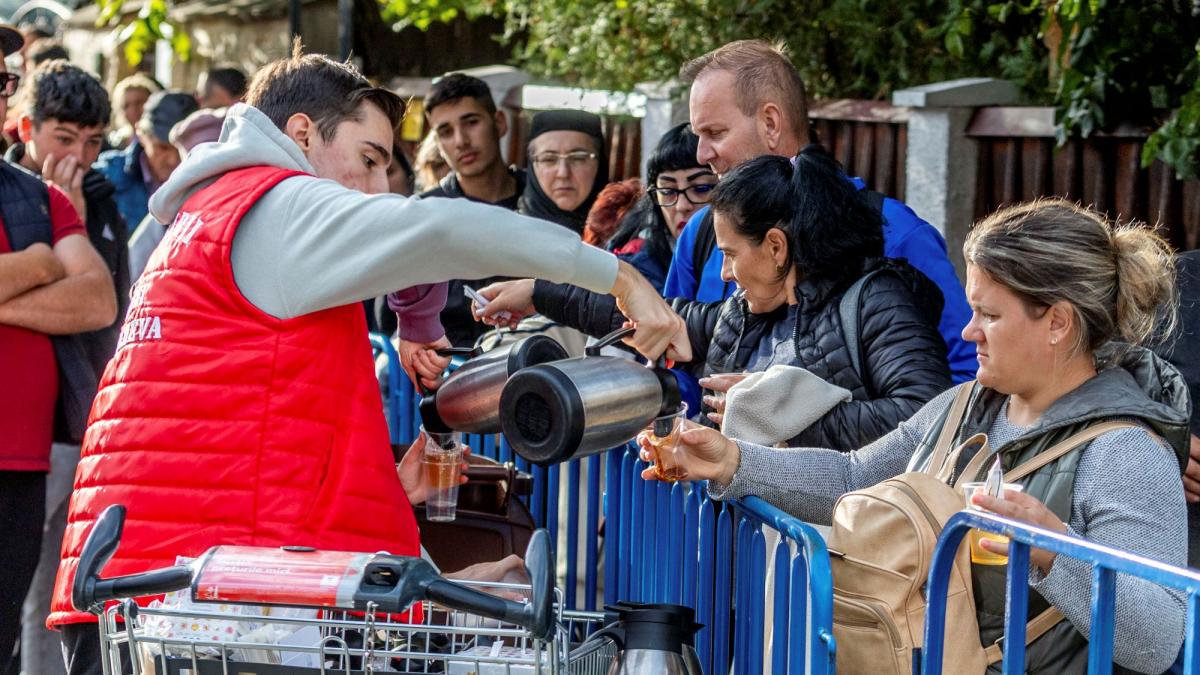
[641,199,1191,674]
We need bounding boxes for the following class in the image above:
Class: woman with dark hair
[478,146,951,451]
[586,122,716,292]
[519,109,609,233]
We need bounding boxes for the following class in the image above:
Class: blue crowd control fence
[371,334,837,673]
[922,509,1200,675]
[602,443,836,675]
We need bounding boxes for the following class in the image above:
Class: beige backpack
[827,385,1136,674]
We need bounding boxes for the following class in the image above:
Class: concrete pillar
[892,77,1018,279]
[460,65,531,164]
[635,80,689,181]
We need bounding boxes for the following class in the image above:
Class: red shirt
[0,185,84,471]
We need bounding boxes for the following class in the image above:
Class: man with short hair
[94,90,198,228]
[664,40,976,407]
[388,73,529,384]
[0,25,117,672]
[51,48,683,674]
[196,66,247,108]
[5,58,129,675]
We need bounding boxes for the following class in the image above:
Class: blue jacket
[664,179,976,410]
[94,142,151,229]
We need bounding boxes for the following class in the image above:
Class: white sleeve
[231,175,619,320]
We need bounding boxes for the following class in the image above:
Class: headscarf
[519,109,609,234]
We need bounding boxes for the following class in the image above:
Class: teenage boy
[0,31,116,673]
[5,58,129,675]
[51,47,684,674]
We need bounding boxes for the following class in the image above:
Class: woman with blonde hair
[108,73,161,149]
[648,198,1189,674]
[413,129,449,192]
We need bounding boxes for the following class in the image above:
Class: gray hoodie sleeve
[231,177,618,320]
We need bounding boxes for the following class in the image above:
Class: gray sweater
[710,384,1187,674]
[147,104,619,320]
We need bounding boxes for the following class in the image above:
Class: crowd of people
[0,18,1196,675]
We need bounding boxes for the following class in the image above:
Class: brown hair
[679,39,810,144]
[245,40,404,142]
[964,198,1177,354]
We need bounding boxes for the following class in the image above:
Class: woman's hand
[699,372,749,426]
[971,489,1067,574]
[475,279,536,329]
[397,432,470,505]
[398,336,452,391]
[636,421,741,485]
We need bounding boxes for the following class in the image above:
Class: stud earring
[1051,338,1058,345]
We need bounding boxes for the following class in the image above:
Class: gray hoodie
[148,104,618,320]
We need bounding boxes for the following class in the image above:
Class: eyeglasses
[649,183,715,207]
[531,151,598,171]
[0,73,20,99]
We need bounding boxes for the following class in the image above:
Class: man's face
[305,101,393,195]
[136,128,183,183]
[688,70,770,176]
[21,117,105,168]
[429,97,504,180]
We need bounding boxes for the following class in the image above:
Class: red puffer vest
[50,166,421,626]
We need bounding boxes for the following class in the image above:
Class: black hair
[247,43,404,142]
[710,144,884,283]
[608,122,706,272]
[425,73,496,118]
[28,41,69,68]
[204,67,248,99]
[26,59,111,128]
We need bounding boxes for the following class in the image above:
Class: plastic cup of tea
[647,403,689,483]
[420,427,463,522]
[962,481,1025,565]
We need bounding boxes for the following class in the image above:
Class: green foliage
[97,0,190,67]
[1144,41,1200,180]
[379,0,492,31]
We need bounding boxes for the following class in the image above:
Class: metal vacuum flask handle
[418,335,568,434]
[499,327,681,466]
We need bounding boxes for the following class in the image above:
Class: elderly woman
[480,147,951,451]
[645,199,1189,674]
[518,109,609,234]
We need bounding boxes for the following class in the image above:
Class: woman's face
[961,264,1063,395]
[654,167,717,238]
[714,210,794,313]
[530,131,599,212]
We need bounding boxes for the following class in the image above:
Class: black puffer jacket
[533,257,953,450]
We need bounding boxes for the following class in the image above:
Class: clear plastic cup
[421,427,463,522]
[647,403,689,483]
[962,481,1024,565]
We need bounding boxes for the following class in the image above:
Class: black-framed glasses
[0,73,20,99]
[649,183,715,207]
[531,151,598,170]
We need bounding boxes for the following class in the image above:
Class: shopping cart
[73,505,617,675]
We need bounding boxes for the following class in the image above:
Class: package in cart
[446,640,547,675]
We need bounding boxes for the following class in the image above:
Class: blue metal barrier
[603,443,836,675]
[922,510,1200,674]
[371,335,837,673]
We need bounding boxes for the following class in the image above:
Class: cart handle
[72,505,193,613]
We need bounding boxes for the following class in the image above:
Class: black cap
[0,25,23,57]
[142,90,199,142]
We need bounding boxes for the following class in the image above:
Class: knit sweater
[710,383,1188,674]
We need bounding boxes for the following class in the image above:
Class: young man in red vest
[50,47,687,672]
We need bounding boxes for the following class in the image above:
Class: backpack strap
[1004,421,1148,483]
[837,269,886,392]
[925,382,975,478]
[691,209,717,290]
[983,607,1066,664]
[940,433,990,485]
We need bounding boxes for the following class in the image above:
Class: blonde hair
[964,198,1177,355]
[679,39,810,144]
[112,73,161,127]
[413,130,448,192]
